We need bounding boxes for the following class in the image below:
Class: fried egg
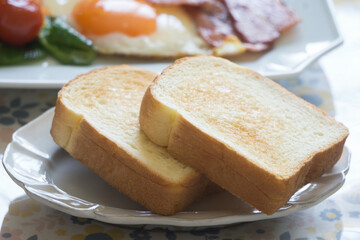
[43,0,245,57]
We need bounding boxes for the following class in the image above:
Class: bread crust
[51,65,214,215]
[139,56,349,215]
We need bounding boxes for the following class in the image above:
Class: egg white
[43,0,245,57]
[43,0,213,57]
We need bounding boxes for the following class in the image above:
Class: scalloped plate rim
[2,108,350,228]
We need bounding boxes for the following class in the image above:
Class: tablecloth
[1,63,359,240]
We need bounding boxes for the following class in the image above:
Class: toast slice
[139,56,349,215]
[50,65,213,215]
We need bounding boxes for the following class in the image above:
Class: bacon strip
[224,0,280,44]
[146,0,299,52]
[144,0,209,6]
[186,1,234,47]
[242,0,300,32]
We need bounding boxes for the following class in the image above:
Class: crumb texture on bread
[140,56,349,214]
[51,65,211,215]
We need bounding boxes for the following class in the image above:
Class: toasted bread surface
[139,56,349,214]
[51,65,212,215]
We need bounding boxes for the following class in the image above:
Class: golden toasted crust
[139,56,349,215]
[50,65,213,215]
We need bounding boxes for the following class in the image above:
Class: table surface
[1,1,360,239]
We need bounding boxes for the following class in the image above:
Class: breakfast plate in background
[2,108,351,228]
[0,0,342,88]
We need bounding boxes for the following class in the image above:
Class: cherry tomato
[0,0,43,46]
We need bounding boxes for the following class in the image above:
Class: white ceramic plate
[2,108,350,228]
[0,0,342,89]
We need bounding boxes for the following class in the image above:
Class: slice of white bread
[139,56,349,215]
[50,65,214,215]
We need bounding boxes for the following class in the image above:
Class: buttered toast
[50,65,213,215]
[139,56,349,215]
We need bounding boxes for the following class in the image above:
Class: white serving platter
[0,0,342,88]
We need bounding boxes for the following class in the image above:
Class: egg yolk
[72,0,157,37]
